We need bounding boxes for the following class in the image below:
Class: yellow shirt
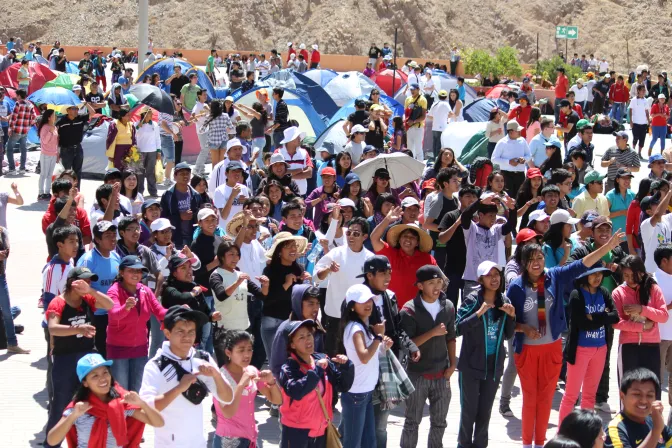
[404,94,428,128]
[105,119,134,158]
[571,190,610,219]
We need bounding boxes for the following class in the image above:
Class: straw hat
[386,223,433,253]
[265,232,308,260]
[226,211,260,238]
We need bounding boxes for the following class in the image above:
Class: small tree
[535,56,583,86]
[462,48,496,82]
[495,46,523,78]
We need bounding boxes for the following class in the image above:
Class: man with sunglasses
[315,216,374,356]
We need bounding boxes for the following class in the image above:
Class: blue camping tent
[303,69,338,88]
[327,94,403,138]
[323,71,378,107]
[393,71,478,106]
[233,87,327,138]
[256,70,338,123]
[463,98,499,122]
[135,58,216,100]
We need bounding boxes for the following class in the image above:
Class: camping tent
[314,119,348,155]
[485,84,518,99]
[392,70,478,105]
[327,94,403,137]
[303,69,338,88]
[82,120,112,177]
[251,70,338,123]
[463,98,499,122]
[371,69,407,96]
[136,58,216,100]
[234,87,327,138]
[439,122,488,159]
[0,61,57,94]
[323,71,378,107]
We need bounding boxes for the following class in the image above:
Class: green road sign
[566,26,578,39]
[556,26,567,38]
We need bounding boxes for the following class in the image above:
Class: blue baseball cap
[141,198,160,212]
[117,77,127,85]
[363,145,379,155]
[119,255,148,272]
[544,136,562,148]
[344,173,361,185]
[649,154,666,167]
[409,83,420,90]
[77,353,113,382]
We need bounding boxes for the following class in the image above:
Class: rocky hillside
[3,0,670,72]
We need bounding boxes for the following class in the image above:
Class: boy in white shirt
[213,160,250,232]
[640,189,672,273]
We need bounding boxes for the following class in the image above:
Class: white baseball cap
[150,218,175,232]
[226,138,243,151]
[528,209,550,222]
[345,284,376,304]
[477,261,502,278]
[351,124,369,134]
[401,197,420,208]
[197,208,217,221]
[549,209,580,226]
[337,198,356,209]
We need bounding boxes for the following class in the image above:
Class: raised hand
[71,279,92,296]
[499,303,516,318]
[122,391,144,406]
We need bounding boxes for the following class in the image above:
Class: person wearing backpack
[404,83,428,162]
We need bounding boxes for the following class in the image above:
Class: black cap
[141,199,160,212]
[615,167,635,179]
[374,168,390,179]
[174,162,191,173]
[226,160,249,180]
[415,265,444,283]
[283,319,317,340]
[164,305,209,330]
[641,194,661,211]
[559,99,571,108]
[168,253,198,272]
[67,266,99,281]
[303,286,321,298]
[363,145,379,155]
[356,255,392,278]
[93,220,117,237]
[119,255,149,272]
[103,168,121,181]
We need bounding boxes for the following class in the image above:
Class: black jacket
[455,289,516,380]
[564,287,619,364]
[368,287,419,358]
[160,185,203,247]
[568,239,625,285]
[256,172,300,198]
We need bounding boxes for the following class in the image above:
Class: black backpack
[154,349,211,404]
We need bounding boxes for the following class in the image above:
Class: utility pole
[392,28,398,94]
[626,39,630,72]
[536,33,539,76]
[138,0,149,72]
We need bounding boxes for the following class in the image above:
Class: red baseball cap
[526,168,542,179]
[516,228,539,245]
[422,178,436,190]
[321,167,336,177]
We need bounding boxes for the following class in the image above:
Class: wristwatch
[373,334,384,342]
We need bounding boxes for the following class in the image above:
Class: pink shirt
[526,121,541,143]
[40,125,59,156]
[215,366,266,443]
[612,283,669,345]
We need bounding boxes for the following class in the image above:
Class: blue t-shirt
[485,309,500,355]
[577,288,607,347]
[76,248,121,315]
[457,84,466,101]
[605,188,635,236]
[543,239,579,268]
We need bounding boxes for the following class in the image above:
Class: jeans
[487,141,497,159]
[500,337,518,408]
[610,102,625,123]
[407,126,425,161]
[650,125,667,152]
[59,144,83,182]
[554,98,563,124]
[445,271,464,313]
[39,154,58,195]
[138,151,158,196]
[273,130,285,149]
[211,435,252,448]
[432,130,443,159]
[194,132,210,175]
[260,315,285,368]
[6,133,27,171]
[44,351,91,447]
[252,136,266,166]
[200,295,214,354]
[149,314,164,358]
[110,356,149,392]
[44,328,54,402]
[340,391,376,448]
[373,402,391,448]
[0,274,17,346]
[160,134,176,162]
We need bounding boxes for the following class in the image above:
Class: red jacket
[42,197,92,238]
[286,48,296,63]
[299,49,309,63]
[609,83,628,103]
[310,50,321,65]
[508,105,532,138]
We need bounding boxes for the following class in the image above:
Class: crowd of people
[6,38,672,448]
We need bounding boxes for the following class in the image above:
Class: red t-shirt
[47,294,97,356]
[626,200,642,250]
[651,103,670,127]
[310,51,321,64]
[376,242,437,308]
[609,83,629,103]
[42,197,92,238]
[299,49,309,62]
[286,48,296,63]
[508,105,531,138]
[555,74,569,99]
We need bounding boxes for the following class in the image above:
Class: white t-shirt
[239,239,266,288]
[640,215,672,273]
[213,183,250,231]
[422,298,441,320]
[628,97,650,125]
[586,80,597,101]
[422,77,435,95]
[599,61,609,73]
[191,101,208,134]
[569,85,588,103]
[654,268,672,340]
[344,141,365,165]
[428,100,452,132]
[314,245,374,317]
[343,321,380,393]
[213,267,249,330]
[257,60,271,78]
[208,158,252,194]
[463,222,505,281]
[139,342,232,448]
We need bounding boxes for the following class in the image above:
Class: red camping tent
[0,62,57,95]
[372,69,408,97]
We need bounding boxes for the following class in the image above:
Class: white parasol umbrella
[352,152,426,190]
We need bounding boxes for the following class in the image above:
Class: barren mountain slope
[3,0,669,72]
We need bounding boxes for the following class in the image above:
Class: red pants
[558,345,607,425]
[96,75,107,92]
[514,339,563,446]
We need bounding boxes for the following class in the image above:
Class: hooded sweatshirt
[612,282,668,345]
[270,284,325,378]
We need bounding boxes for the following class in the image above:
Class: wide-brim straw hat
[265,232,308,260]
[386,223,433,253]
[226,211,261,238]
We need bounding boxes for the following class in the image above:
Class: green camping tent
[457,130,489,165]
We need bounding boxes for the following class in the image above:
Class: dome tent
[0,61,57,94]
[323,71,378,107]
[327,93,404,138]
[314,119,349,156]
[463,98,499,122]
[135,58,216,100]
[303,68,338,88]
[392,70,478,106]
[371,69,407,97]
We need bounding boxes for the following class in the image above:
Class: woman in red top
[626,179,652,256]
[369,206,437,308]
[649,94,670,156]
[508,93,532,138]
[309,45,320,69]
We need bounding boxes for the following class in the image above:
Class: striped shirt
[62,408,135,448]
[601,146,641,181]
[41,255,74,327]
[604,412,672,447]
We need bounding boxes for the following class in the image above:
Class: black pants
[487,141,497,159]
[59,144,83,182]
[174,140,184,164]
[458,358,500,448]
[445,270,464,310]
[247,297,265,369]
[502,171,525,199]
[322,314,342,357]
[450,61,458,76]
[632,123,648,150]
[281,425,326,448]
[93,314,108,359]
[596,326,614,403]
[310,62,319,69]
[44,327,53,403]
[620,342,662,400]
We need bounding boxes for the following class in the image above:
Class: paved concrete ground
[0,134,667,447]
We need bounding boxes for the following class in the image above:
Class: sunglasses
[346,230,363,238]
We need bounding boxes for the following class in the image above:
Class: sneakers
[19,169,26,175]
[595,401,614,413]
[6,345,30,354]
[38,194,50,201]
[499,404,514,417]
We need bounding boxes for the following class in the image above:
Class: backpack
[154,349,211,404]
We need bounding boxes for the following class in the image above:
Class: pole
[626,39,630,72]
[565,39,568,64]
[138,0,149,72]
[392,27,398,94]
[536,33,539,75]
